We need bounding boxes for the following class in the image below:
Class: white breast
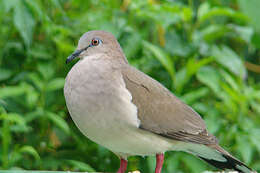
[64,55,181,157]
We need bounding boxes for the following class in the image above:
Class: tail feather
[186,143,253,173]
[199,154,252,173]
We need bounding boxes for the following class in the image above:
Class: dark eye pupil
[92,39,99,46]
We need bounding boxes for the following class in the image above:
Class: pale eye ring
[91,38,101,46]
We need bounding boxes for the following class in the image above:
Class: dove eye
[91,38,101,46]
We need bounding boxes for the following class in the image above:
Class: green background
[0,0,260,172]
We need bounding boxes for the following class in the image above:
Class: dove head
[66,30,127,64]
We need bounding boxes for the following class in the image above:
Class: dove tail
[199,153,252,173]
[184,143,253,173]
[198,145,252,173]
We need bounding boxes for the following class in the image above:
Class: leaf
[26,88,39,108]
[37,63,54,80]
[203,110,221,134]
[165,154,181,172]
[182,154,207,173]
[146,156,156,173]
[0,85,27,99]
[0,68,12,81]
[250,129,260,152]
[143,41,175,84]
[165,30,192,57]
[197,2,210,20]
[122,31,142,59]
[0,113,26,125]
[250,100,260,114]
[2,0,18,12]
[19,145,40,161]
[211,45,247,79]
[219,69,240,92]
[46,112,70,135]
[238,0,260,32]
[237,135,252,164]
[196,66,221,93]
[201,24,253,44]
[186,57,213,77]
[174,67,187,93]
[24,108,44,123]
[13,0,35,47]
[198,6,248,24]
[175,58,213,93]
[181,87,209,104]
[28,44,52,60]
[46,78,65,91]
[181,7,192,22]
[65,160,95,172]
[25,0,44,20]
[200,25,231,42]
[28,73,44,91]
[231,25,254,43]
[0,113,30,133]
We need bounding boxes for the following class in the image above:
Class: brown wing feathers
[122,66,216,145]
[160,130,218,144]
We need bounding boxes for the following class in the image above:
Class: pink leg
[155,153,164,173]
[117,158,128,173]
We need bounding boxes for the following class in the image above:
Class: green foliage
[0,0,260,172]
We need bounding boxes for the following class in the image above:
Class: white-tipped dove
[64,30,253,173]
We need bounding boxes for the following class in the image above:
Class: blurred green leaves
[13,0,35,47]
[143,41,175,87]
[197,66,220,93]
[238,0,260,32]
[2,0,35,47]
[211,45,246,79]
[0,69,12,82]
[0,0,260,172]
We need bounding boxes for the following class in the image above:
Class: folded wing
[121,66,217,145]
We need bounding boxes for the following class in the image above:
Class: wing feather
[121,66,217,144]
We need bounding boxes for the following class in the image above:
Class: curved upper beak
[66,49,84,64]
[66,45,92,64]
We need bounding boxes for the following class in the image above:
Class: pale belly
[71,110,183,157]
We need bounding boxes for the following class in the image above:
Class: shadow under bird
[64,30,253,173]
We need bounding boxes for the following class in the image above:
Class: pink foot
[155,153,164,173]
[117,158,128,173]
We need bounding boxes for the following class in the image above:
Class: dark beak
[66,45,91,64]
[66,49,83,64]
